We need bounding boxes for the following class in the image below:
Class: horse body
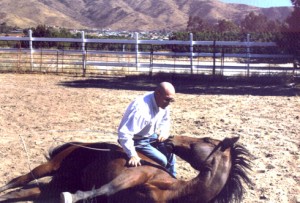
[0,136,252,203]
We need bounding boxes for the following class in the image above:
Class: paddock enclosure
[0,73,299,202]
[1,32,299,77]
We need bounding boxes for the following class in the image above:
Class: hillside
[0,0,293,31]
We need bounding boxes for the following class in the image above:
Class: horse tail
[48,142,82,159]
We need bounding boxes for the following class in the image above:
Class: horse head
[168,135,252,203]
[166,136,238,168]
[188,136,239,170]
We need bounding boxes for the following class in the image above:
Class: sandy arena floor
[0,73,299,202]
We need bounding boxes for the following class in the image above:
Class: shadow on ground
[58,74,300,96]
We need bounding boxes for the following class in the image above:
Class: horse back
[48,142,122,159]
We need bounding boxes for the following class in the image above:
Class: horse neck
[168,174,216,203]
[169,136,232,202]
[169,163,232,203]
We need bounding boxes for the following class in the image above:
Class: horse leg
[0,145,79,193]
[0,159,58,193]
[60,168,150,203]
[0,187,41,202]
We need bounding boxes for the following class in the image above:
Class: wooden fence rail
[0,31,298,77]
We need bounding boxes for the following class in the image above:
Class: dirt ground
[0,73,299,203]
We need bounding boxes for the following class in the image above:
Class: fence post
[135,32,139,71]
[82,31,86,77]
[150,45,154,76]
[56,50,59,73]
[213,40,216,76]
[190,33,194,74]
[247,33,250,77]
[221,48,224,75]
[122,44,125,63]
[29,30,34,71]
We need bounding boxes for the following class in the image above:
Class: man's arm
[118,109,147,166]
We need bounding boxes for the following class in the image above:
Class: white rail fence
[0,31,298,77]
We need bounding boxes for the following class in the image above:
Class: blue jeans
[134,134,176,177]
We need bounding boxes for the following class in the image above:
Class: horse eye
[201,167,211,177]
[203,137,211,143]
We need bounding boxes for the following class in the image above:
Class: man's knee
[152,155,168,167]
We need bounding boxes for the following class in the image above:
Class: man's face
[156,90,175,109]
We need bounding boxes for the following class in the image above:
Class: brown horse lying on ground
[0,136,252,203]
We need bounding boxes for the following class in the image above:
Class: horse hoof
[60,192,73,203]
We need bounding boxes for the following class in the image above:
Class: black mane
[210,144,253,203]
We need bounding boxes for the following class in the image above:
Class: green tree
[241,12,269,32]
[0,22,10,33]
[31,25,52,48]
[30,25,77,49]
[0,22,20,34]
[169,32,190,52]
[278,0,300,58]
[291,0,300,7]
[215,20,240,33]
[286,0,300,32]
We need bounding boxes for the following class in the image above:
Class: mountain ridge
[0,0,293,31]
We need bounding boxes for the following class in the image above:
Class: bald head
[154,82,175,109]
[157,82,175,95]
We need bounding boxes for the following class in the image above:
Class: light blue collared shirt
[118,91,171,158]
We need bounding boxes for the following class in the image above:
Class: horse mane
[210,144,253,203]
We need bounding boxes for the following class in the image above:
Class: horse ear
[220,136,239,151]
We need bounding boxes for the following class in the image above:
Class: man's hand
[128,155,142,167]
[157,134,168,142]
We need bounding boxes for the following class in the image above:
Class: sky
[220,0,293,8]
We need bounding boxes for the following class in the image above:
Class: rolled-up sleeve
[118,109,148,158]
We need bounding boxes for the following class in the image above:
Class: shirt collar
[151,91,159,113]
